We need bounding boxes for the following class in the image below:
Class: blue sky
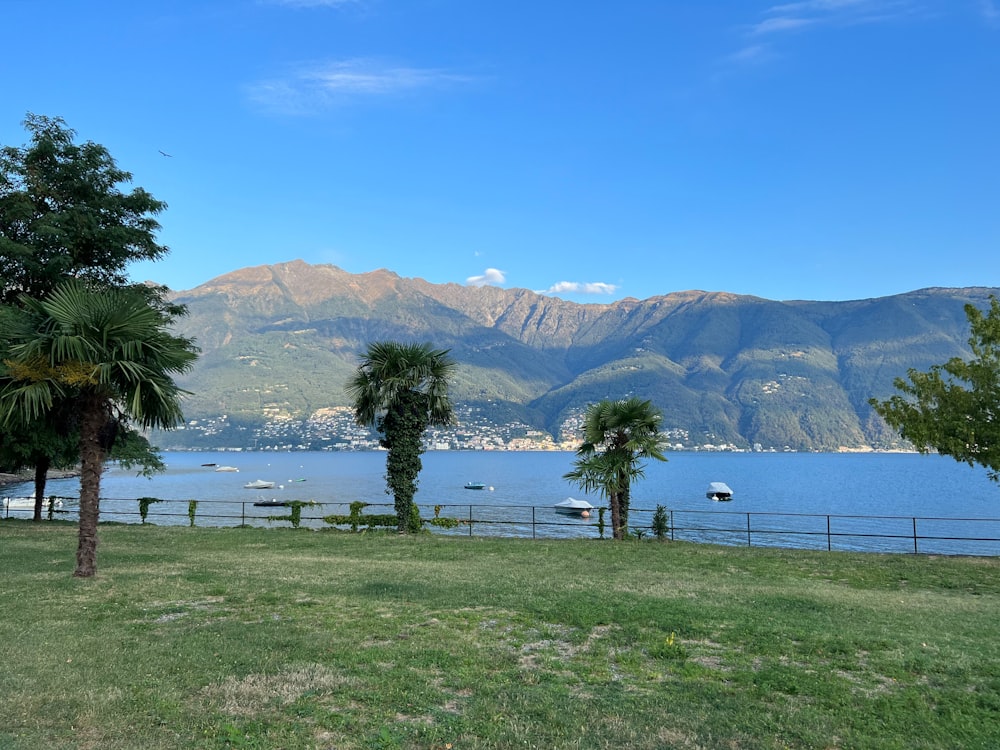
[3,1,998,303]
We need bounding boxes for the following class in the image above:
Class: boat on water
[215,466,239,473]
[554,497,595,516]
[3,497,64,509]
[706,482,733,501]
[253,498,288,507]
[464,481,487,490]
[243,479,276,490]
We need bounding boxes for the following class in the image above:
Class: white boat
[3,497,63,509]
[215,466,239,472]
[554,497,595,516]
[243,479,275,490]
[706,482,733,501]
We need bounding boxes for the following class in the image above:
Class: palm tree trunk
[32,457,50,522]
[74,394,106,578]
[382,392,427,533]
[620,485,631,538]
[610,491,623,541]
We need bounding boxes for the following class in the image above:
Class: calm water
[5,451,1000,554]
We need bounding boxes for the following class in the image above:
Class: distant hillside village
[160,405,794,454]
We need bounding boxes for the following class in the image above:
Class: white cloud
[306,60,468,94]
[982,0,1000,26]
[725,0,922,67]
[466,268,506,287]
[247,59,473,114]
[761,0,920,29]
[539,281,619,296]
[725,44,775,65]
[768,0,872,12]
[751,16,817,35]
[263,0,360,7]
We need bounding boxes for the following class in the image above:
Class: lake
[5,450,1000,555]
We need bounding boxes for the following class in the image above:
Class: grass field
[1,521,999,749]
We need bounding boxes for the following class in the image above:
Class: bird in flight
[158,150,173,158]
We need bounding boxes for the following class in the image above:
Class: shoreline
[0,470,79,491]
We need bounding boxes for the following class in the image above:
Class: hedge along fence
[12,498,1000,554]
[106,498,465,533]
[137,497,164,524]
[321,501,466,532]
[267,500,320,529]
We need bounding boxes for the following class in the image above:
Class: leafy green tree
[347,341,456,533]
[564,398,667,540]
[0,281,198,577]
[870,296,1000,482]
[0,400,78,521]
[0,113,170,303]
[107,428,167,478]
[0,114,180,510]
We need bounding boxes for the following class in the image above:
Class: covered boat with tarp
[706,482,733,501]
[554,497,595,516]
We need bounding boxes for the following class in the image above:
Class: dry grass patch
[199,663,350,717]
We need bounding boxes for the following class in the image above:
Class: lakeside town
[164,404,780,454]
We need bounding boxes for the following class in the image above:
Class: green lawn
[2,521,999,749]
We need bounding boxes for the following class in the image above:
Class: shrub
[137,497,163,524]
[324,501,397,532]
[651,504,669,540]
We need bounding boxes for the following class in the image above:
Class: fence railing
[4,497,1000,556]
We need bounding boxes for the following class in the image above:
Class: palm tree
[0,281,198,576]
[347,341,456,533]
[563,398,667,540]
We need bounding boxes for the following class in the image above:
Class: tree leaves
[871,297,1000,482]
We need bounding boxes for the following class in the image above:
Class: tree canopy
[0,113,169,303]
[0,113,181,520]
[0,281,198,576]
[870,296,1000,482]
[347,341,456,532]
[564,397,667,540]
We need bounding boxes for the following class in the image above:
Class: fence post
[469,505,473,537]
[670,509,675,541]
[746,513,752,547]
[827,515,832,552]
[913,517,918,554]
[241,501,246,527]
[532,506,536,539]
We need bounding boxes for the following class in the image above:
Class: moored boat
[3,497,64,509]
[215,466,239,472]
[244,479,276,490]
[706,482,733,501]
[554,497,595,516]
[464,481,486,490]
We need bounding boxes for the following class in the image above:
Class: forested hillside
[162,260,996,451]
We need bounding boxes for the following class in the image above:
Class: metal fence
[4,496,1000,556]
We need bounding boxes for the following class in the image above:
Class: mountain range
[161,260,997,451]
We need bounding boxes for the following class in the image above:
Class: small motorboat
[3,497,64,510]
[706,482,733,501]
[554,497,595,516]
[253,498,288,507]
[464,481,486,490]
[244,479,276,490]
[215,466,239,473]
